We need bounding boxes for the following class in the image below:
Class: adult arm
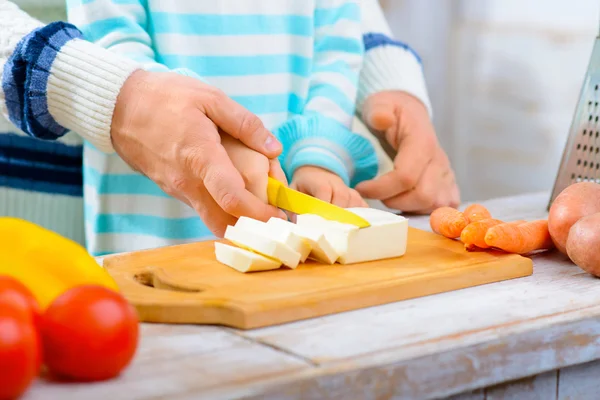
[0,0,139,152]
[1,0,286,235]
[274,0,378,188]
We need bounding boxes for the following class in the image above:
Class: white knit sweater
[0,0,432,247]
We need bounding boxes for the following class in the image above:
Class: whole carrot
[461,219,526,251]
[460,218,503,250]
[463,203,492,223]
[430,207,469,238]
[484,220,554,254]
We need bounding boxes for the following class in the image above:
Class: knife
[266,177,371,228]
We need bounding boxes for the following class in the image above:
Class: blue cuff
[273,114,379,188]
[1,21,83,140]
[363,32,422,65]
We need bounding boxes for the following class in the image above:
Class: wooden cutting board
[102,227,533,329]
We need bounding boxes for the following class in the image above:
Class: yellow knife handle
[267,177,283,207]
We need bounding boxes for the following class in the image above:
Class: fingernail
[265,135,282,153]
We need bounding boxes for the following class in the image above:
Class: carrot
[460,218,503,250]
[463,203,492,223]
[461,219,526,251]
[484,220,554,254]
[430,207,469,238]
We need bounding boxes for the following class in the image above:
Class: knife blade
[266,177,371,228]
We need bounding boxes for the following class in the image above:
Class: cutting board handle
[110,266,247,326]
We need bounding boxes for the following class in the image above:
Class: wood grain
[102,227,532,329]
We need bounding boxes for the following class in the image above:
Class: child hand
[221,134,287,203]
[291,166,368,208]
[356,91,460,213]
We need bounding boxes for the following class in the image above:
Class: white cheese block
[224,225,301,269]
[214,242,281,273]
[295,207,408,264]
[267,217,338,264]
[236,216,311,262]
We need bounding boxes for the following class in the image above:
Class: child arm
[357,0,432,116]
[274,0,378,188]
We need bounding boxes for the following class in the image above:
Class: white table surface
[25,191,600,400]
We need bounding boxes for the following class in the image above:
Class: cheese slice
[296,207,408,264]
[214,242,281,273]
[267,217,338,264]
[236,216,311,262]
[224,225,301,269]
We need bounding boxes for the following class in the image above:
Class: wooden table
[25,192,600,400]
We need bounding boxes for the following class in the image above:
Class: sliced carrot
[463,203,492,223]
[484,219,554,254]
[430,207,469,238]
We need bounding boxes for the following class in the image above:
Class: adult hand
[355,91,460,213]
[110,70,287,237]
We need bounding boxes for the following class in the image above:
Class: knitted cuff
[274,114,379,188]
[0,21,140,153]
[48,38,139,153]
[357,33,433,117]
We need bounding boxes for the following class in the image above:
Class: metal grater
[548,27,600,209]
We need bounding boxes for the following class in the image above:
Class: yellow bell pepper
[0,217,119,309]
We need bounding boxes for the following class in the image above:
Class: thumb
[200,85,282,158]
[362,93,396,132]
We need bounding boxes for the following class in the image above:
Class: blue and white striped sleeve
[65,0,202,80]
[274,0,378,188]
[357,0,432,117]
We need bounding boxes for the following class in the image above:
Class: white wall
[381,0,600,202]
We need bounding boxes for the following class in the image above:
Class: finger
[355,133,435,200]
[192,140,286,222]
[201,87,282,158]
[311,183,334,203]
[188,186,238,238]
[411,167,460,214]
[349,189,369,207]
[362,94,396,132]
[382,161,442,212]
[330,185,351,208]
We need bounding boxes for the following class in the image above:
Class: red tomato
[0,306,41,400]
[0,275,41,323]
[40,285,139,381]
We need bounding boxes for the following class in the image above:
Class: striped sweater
[0,0,432,255]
